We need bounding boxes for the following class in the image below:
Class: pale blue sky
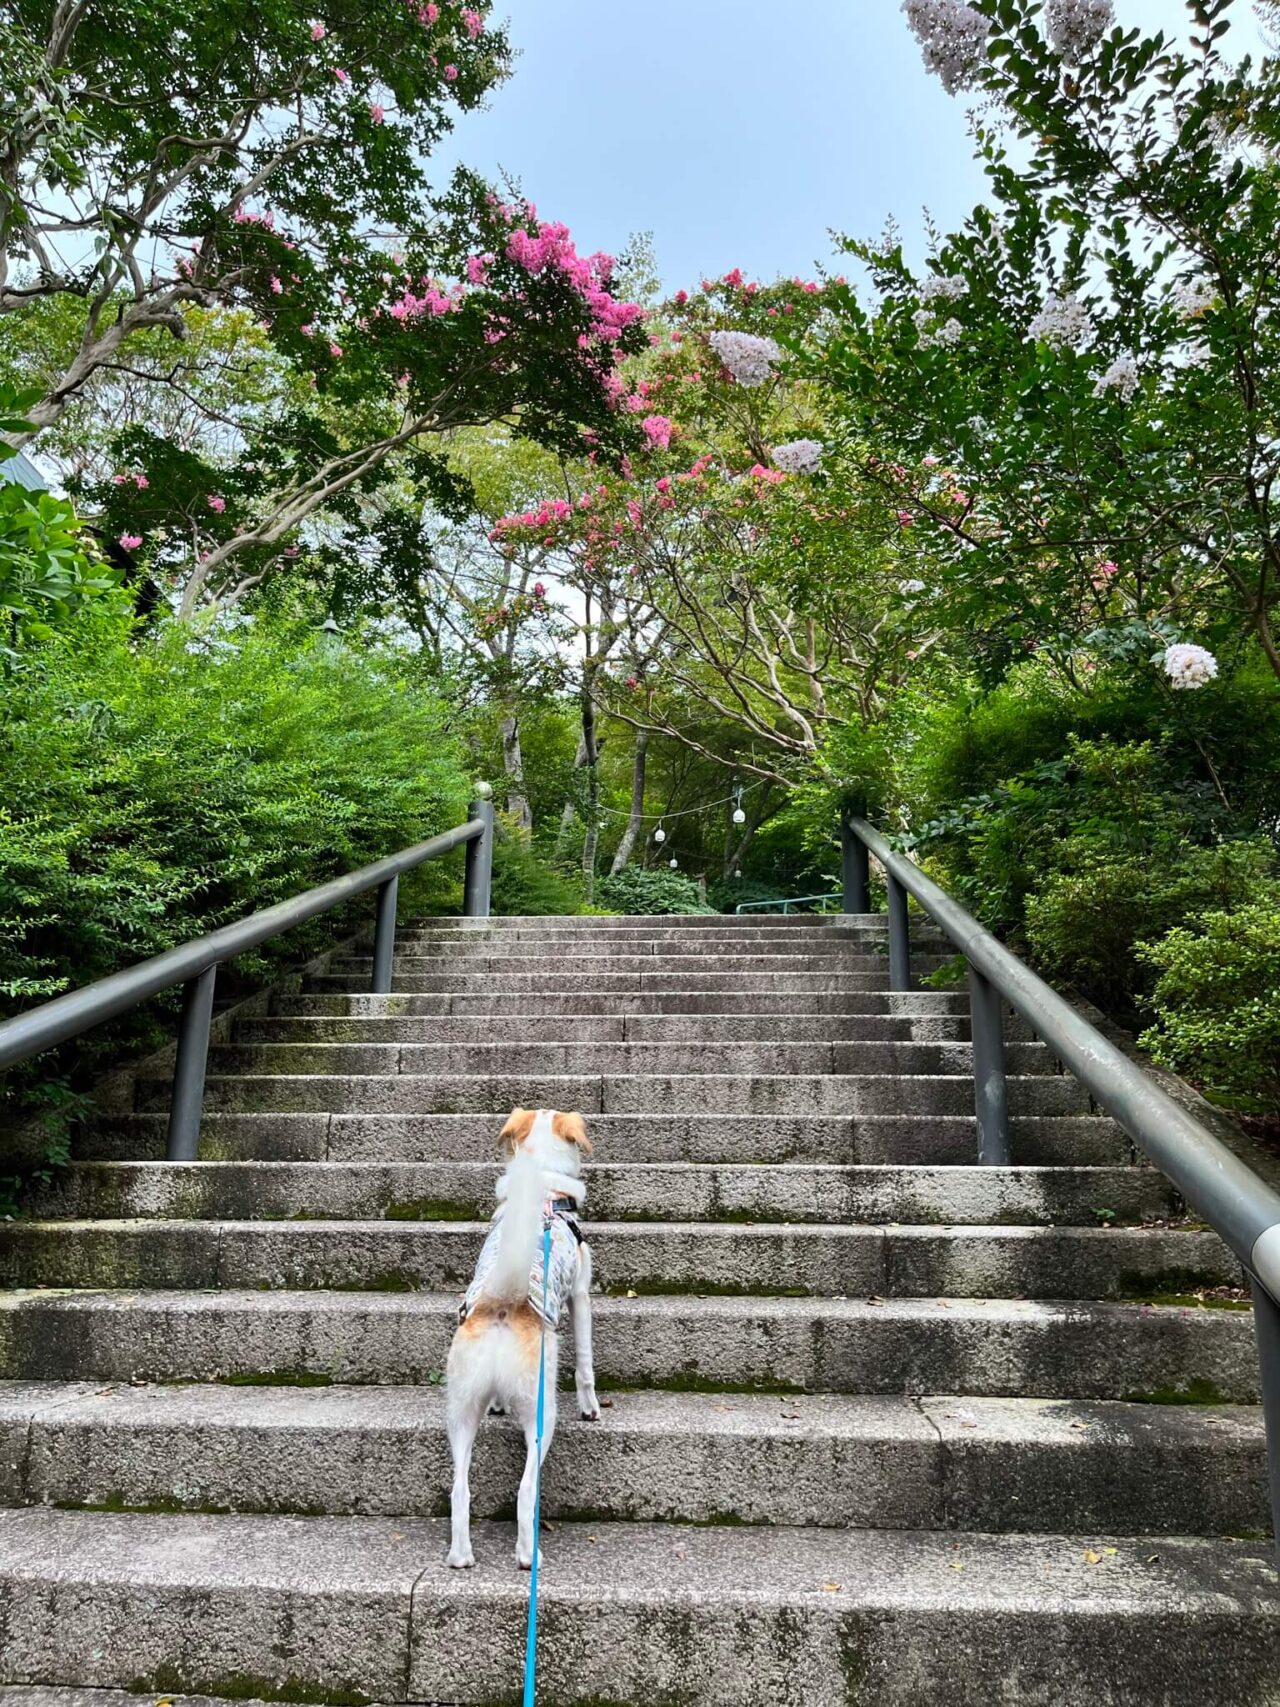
[437,1,1265,293]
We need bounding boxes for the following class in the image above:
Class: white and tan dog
[445,1106,600,1570]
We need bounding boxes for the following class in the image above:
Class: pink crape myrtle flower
[333,67,349,84]
[462,8,483,37]
[311,20,326,39]
[369,102,385,123]
[444,63,458,80]
[118,533,144,550]
[329,342,343,357]
[270,275,283,294]
[641,415,674,450]
[207,494,227,513]
[419,2,440,21]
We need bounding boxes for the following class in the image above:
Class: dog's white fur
[445,1106,599,1570]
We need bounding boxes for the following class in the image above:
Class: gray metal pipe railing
[0,787,496,1159]
[842,815,1280,1557]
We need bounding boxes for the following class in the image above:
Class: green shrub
[595,865,717,915]
[1138,901,1280,1112]
[489,835,585,917]
[706,876,782,914]
[0,605,470,1155]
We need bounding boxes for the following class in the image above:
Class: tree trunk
[499,706,532,837]
[580,681,600,903]
[554,732,589,858]
[609,728,649,875]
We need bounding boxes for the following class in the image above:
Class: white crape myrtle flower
[920,273,969,303]
[898,578,927,595]
[1173,280,1216,319]
[1027,291,1095,348]
[1094,355,1140,401]
[901,0,990,96]
[1044,0,1114,62]
[915,310,964,349]
[1163,642,1219,690]
[708,330,782,388]
[771,439,825,475]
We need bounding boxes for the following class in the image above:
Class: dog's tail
[479,1142,544,1306]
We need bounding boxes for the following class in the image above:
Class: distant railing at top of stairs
[734,892,842,915]
[840,813,1280,1558]
[0,786,496,1164]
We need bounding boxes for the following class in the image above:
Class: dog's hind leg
[446,1386,485,1569]
[514,1381,557,1570]
[570,1243,601,1421]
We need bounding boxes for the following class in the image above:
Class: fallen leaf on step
[600,1397,613,1408]
[1103,1547,1118,1557]
[821,1582,843,1593]
[1083,1550,1102,1564]
[866,1295,885,1306]
[1145,1554,1160,1565]
[625,1289,637,1299]
[949,1561,965,1571]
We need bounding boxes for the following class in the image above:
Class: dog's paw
[516,1545,543,1572]
[576,1379,601,1421]
[447,1547,476,1570]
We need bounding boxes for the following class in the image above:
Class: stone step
[372,938,924,958]
[237,1012,978,1044]
[304,971,916,994]
[1,1382,1266,1535]
[186,1039,1058,1078]
[0,1510,1274,1706]
[0,1290,1258,1400]
[134,1073,1091,1117]
[38,1161,1175,1227]
[0,1219,1235,1300]
[323,954,956,978]
[408,912,893,929]
[277,990,974,1017]
[78,1111,1130,1166]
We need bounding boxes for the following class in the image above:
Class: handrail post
[968,965,1011,1165]
[886,873,911,991]
[463,783,495,919]
[842,819,870,914]
[166,963,217,1162]
[1254,1283,1280,1567]
[371,875,399,994]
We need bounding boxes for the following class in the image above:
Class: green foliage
[489,835,585,917]
[595,866,717,916]
[1139,902,1280,1112]
[0,605,470,1146]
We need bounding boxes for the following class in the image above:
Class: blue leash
[522,1216,553,1707]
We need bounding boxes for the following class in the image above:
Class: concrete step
[304,971,917,994]
[134,1072,1092,1117]
[1,1382,1266,1535]
[0,1290,1258,1399]
[236,1012,978,1044]
[276,990,974,1017]
[0,1510,1275,1705]
[189,1039,1058,1078]
[407,912,896,929]
[0,1219,1236,1299]
[77,1111,1130,1166]
[321,954,957,978]
[38,1161,1177,1226]
[369,938,922,958]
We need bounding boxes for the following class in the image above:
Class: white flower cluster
[1044,0,1114,63]
[898,578,927,595]
[771,439,824,475]
[1028,291,1094,348]
[708,330,782,388]
[914,308,964,349]
[901,0,990,96]
[1173,280,1216,319]
[1094,355,1140,401]
[1163,642,1219,690]
[920,273,969,303]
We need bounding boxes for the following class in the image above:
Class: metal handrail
[0,788,496,1160]
[842,815,1280,1557]
[735,892,842,915]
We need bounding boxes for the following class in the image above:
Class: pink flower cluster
[641,415,674,450]
[462,8,483,35]
[112,471,149,489]
[207,494,227,513]
[503,215,644,344]
[489,497,576,543]
[118,533,144,550]
[385,278,466,320]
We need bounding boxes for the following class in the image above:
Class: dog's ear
[552,1109,592,1156]
[498,1107,537,1154]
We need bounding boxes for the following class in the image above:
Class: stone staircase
[0,912,1277,1706]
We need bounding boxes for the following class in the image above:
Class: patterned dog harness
[460,1194,582,1329]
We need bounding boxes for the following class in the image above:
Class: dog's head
[498,1106,592,1159]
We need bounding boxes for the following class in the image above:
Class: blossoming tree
[1,2,649,609]
[823,0,1280,690]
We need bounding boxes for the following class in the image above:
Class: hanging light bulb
[653,823,666,844]
[733,868,742,879]
[669,857,679,869]
[731,785,746,826]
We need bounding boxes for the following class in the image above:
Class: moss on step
[1121,1377,1233,1405]
[1122,1290,1252,1311]
[128,1669,372,1705]
[603,1279,810,1299]
[218,1368,336,1387]
[599,1372,805,1397]
[1117,1266,1241,1300]
[383,1197,484,1221]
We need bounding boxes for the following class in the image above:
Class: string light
[732,784,746,826]
[669,857,679,869]
[653,823,666,845]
